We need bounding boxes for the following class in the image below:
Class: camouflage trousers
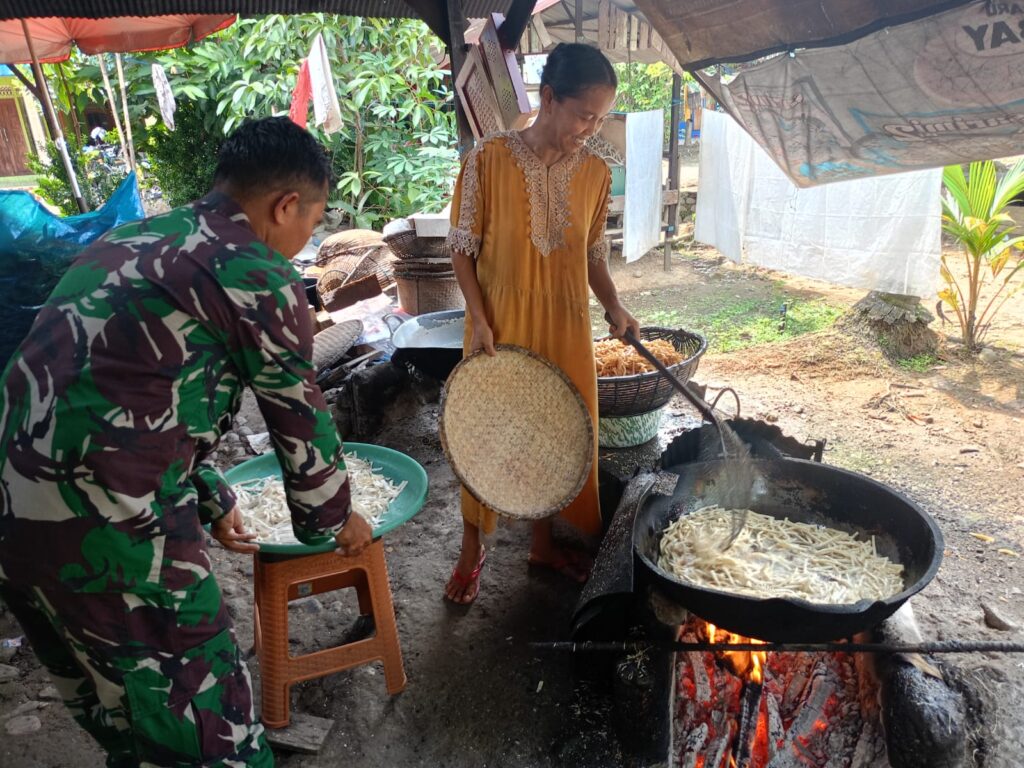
[0,574,272,768]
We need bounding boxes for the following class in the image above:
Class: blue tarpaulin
[0,172,144,369]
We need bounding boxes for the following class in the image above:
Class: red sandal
[444,547,486,605]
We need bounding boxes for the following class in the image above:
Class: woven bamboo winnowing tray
[439,345,594,520]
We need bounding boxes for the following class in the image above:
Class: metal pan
[633,458,943,642]
[385,310,464,381]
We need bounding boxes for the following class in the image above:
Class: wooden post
[97,54,130,169]
[445,0,475,157]
[20,20,87,213]
[498,0,539,50]
[575,0,583,42]
[664,73,682,271]
[114,54,137,174]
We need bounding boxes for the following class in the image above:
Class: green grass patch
[895,353,939,373]
[698,299,841,353]
[0,175,37,190]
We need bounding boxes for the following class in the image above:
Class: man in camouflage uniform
[0,117,372,767]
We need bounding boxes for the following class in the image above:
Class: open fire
[673,617,888,768]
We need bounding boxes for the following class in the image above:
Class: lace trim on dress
[445,141,485,258]
[502,131,589,258]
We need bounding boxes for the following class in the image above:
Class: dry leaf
[970,533,996,543]
[997,548,1020,557]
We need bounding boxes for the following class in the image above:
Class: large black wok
[385,310,464,381]
[634,458,943,643]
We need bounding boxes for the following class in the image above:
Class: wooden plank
[597,0,609,50]
[651,29,663,53]
[614,9,628,50]
[265,713,335,754]
[322,273,383,313]
[636,20,648,50]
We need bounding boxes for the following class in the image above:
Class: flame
[706,622,767,685]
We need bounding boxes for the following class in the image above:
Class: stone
[37,686,61,702]
[235,415,248,427]
[226,598,250,621]
[237,426,254,437]
[292,597,323,615]
[6,700,46,718]
[264,712,335,754]
[4,715,41,736]
[979,347,999,363]
[981,601,1019,631]
[0,664,19,683]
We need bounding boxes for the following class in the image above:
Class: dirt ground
[2,232,1023,767]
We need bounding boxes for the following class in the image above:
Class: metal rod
[20,19,88,213]
[531,640,1024,654]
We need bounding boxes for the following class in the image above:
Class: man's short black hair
[214,117,332,199]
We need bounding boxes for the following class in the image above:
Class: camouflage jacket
[0,193,351,592]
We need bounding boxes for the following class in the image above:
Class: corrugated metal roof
[0,0,512,22]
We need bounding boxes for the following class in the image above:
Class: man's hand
[335,513,373,557]
[211,507,260,554]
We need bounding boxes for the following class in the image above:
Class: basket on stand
[393,267,464,315]
[596,327,706,418]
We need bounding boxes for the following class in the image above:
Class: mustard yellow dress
[446,131,613,537]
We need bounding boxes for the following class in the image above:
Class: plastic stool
[252,539,406,728]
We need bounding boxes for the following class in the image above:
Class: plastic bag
[0,173,144,369]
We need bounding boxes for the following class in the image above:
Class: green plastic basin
[223,442,429,556]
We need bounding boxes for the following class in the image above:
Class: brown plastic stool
[252,539,406,728]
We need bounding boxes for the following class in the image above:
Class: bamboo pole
[96,54,130,169]
[114,54,137,175]
[20,19,87,213]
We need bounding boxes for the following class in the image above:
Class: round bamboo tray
[439,345,594,520]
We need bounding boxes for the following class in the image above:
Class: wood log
[874,603,968,768]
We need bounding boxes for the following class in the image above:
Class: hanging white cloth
[307,32,343,134]
[151,63,176,131]
[695,111,942,298]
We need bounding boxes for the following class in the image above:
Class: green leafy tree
[613,62,693,142]
[152,15,458,228]
[146,101,222,207]
[940,159,1024,351]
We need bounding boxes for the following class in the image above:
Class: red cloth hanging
[289,59,312,128]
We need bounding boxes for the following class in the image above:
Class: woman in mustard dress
[444,44,640,604]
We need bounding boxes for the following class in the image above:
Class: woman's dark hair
[540,43,617,100]
[214,117,332,198]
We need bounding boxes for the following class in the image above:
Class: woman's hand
[469,320,496,356]
[605,305,641,340]
[335,512,373,557]
[211,507,260,554]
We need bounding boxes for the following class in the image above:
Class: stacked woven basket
[596,326,706,448]
[383,218,465,315]
[314,229,396,307]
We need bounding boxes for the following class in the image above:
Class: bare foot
[444,546,486,604]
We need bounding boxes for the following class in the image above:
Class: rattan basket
[395,273,464,315]
[317,246,396,297]
[316,229,385,267]
[596,327,706,417]
[383,229,450,260]
[439,345,594,520]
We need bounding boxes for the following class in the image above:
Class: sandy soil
[2,236,1023,768]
